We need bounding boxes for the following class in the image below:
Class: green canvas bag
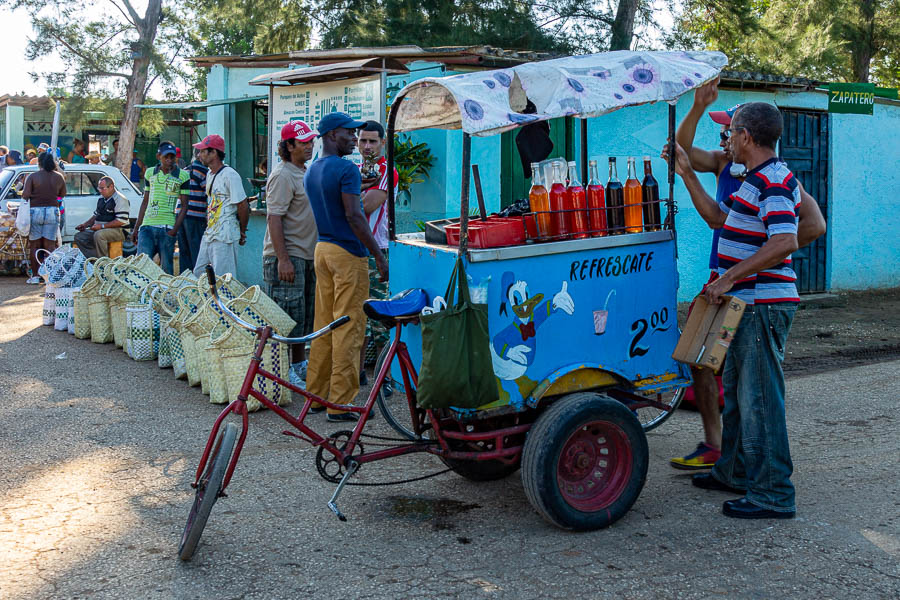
[417,257,499,410]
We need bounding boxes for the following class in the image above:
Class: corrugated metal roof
[720,70,822,89]
[190,45,555,69]
[135,95,266,110]
[0,95,54,110]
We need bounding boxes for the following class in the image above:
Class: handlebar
[205,265,350,344]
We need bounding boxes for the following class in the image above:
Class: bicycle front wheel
[178,422,238,561]
[373,344,419,440]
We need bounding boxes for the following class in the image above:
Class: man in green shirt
[132,141,190,274]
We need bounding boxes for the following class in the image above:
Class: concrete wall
[5,106,24,153]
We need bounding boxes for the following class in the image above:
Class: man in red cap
[263,120,319,388]
[191,134,248,278]
[668,79,826,471]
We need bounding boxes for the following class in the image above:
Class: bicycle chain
[314,430,450,486]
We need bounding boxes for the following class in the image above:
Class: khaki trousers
[74,227,125,258]
[306,242,369,413]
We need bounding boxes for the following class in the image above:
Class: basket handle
[35,248,52,265]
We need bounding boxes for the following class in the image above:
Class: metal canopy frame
[248,57,409,87]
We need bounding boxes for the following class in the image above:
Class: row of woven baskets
[40,249,298,412]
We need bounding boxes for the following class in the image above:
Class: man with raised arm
[669,102,813,519]
[670,80,826,473]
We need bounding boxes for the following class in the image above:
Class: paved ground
[1,280,899,599]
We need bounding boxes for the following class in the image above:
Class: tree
[10,0,192,171]
[674,0,900,85]
[317,0,567,51]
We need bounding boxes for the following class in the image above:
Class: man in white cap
[263,120,319,387]
[191,134,248,278]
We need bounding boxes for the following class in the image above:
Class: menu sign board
[269,75,382,168]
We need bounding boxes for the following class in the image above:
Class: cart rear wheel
[522,392,647,530]
[178,422,238,561]
[635,387,684,432]
[374,344,418,440]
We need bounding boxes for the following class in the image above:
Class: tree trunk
[850,0,876,82]
[610,0,640,50]
[115,0,162,174]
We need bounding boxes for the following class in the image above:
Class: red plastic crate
[445,217,527,248]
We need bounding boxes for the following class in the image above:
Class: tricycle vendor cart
[379,50,727,526]
[179,50,728,562]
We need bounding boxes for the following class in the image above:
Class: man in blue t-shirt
[304,112,388,422]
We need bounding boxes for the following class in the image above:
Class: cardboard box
[672,294,747,370]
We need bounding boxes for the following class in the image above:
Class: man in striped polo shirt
[174,149,209,272]
[672,102,801,519]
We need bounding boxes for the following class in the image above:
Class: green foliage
[317,0,570,51]
[673,0,900,85]
[12,0,193,99]
[393,135,435,193]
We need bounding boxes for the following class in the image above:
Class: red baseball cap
[281,120,317,142]
[708,104,743,126]
[193,134,225,152]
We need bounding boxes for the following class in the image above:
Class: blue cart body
[388,229,691,416]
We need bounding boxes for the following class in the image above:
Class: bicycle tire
[373,344,418,440]
[636,387,684,432]
[178,422,238,561]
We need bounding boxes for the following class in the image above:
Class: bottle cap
[567,160,576,166]
[609,156,616,162]
[589,159,597,165]
[643,155,650,161]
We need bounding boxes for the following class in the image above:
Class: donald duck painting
[490,271,575,402]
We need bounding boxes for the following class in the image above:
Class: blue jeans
[711,302,798,512]
[177,216,206,273]
[137,225,176,275]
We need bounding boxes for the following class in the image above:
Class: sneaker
[288,363,306,390]
[670,442,721,470]
[381,380,393,397]
[25,276,41,285]
[327,411,360,423]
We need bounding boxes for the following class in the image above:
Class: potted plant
[393,134,435,211]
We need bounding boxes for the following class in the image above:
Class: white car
[0,164,143,241]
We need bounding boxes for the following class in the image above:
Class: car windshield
[0,169,13,192]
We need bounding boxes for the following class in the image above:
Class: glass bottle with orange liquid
[624,156,643,233]
[528,162,551,239]
[642,156,661,232]
[566,161,589,239]
[587,160,607,237]
[549,162,570,240]
[606,157,625,234]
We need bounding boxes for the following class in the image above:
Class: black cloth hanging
[515,100,553,178]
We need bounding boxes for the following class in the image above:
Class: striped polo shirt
[716,157,801,305]
[181,160,209,219]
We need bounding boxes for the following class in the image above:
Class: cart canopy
[392,50,728,136]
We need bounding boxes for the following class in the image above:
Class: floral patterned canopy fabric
[392,50,728,137]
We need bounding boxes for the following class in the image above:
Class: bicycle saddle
[363,288,428,324]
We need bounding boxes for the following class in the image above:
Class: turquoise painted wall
[5,106,24,153]
[208,62,900,300]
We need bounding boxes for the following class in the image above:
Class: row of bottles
[528,157,661,240]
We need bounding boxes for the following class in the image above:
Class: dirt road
[1,279,899,599]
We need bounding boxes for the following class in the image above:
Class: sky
[2,10,66,97]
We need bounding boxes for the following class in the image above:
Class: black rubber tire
[521,392,648,531]
[374,344,418,440]
[178,422,238,561]
[636,387,684,432]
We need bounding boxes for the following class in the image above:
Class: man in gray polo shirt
[263,120,319,387]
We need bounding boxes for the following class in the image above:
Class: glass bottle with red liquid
[606,157,625,234]
[528,161,551,239]
[587,160,607,237]
[641,156,661,232]
[549,162,570,240]
[624,156,643,233]
[566,160,589,239]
